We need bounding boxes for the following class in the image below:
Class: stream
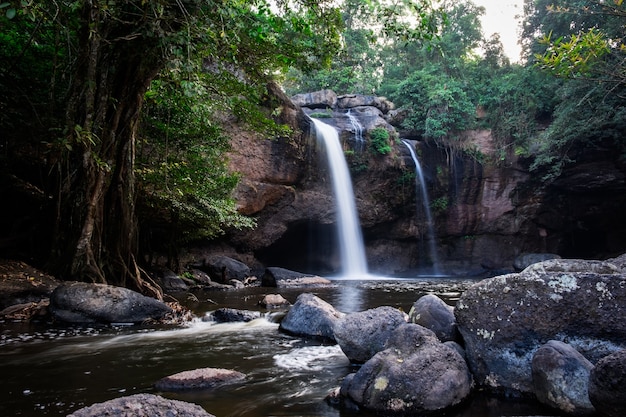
[0,278,559,416]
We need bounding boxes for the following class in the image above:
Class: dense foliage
[0,0,346,292]
[287,0,626,178]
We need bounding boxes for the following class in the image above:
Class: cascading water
[346,110,365,151]
[311,118,368,278]
[402,139,442,275]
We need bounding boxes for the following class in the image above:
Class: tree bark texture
[49,1,188,297]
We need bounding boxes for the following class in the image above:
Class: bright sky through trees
[473,0,523,62]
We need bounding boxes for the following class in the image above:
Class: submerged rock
[455,258,626,394]
[279,293,344,342]
[67,393,214,416]
[49,282,172,324]
[340,323,472,414]
[259,293,291,309]
[333,306,406,363]
[208,308,261,323]
[155,367,246,391]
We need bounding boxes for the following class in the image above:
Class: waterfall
[402,140,441,275]
[311,118,369,277]
[346,110,365,150]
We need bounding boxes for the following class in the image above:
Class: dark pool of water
[0,278,559,416]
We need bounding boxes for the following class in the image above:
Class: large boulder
[531,340,595,415]
[67,393,214,417]
[155,367,246,391]
[261,267,331,287]
[291,90,338,109]
[588,349,626,417]
[201,255,251,283]
[455,258,626,394]
[279,293,344,342]
[408,294,458,342]
[340,323,472,414]
[337,94,394,113]
[333,306,407,363]
[49,282,172,324]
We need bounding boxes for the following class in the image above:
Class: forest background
[1,0,625,297]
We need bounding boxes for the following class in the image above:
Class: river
[0,278,558,416]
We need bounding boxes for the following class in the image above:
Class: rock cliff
[197,88,626,276]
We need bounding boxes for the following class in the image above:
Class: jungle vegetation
[1,0,625,294]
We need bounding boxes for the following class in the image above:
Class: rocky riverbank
[2,255,626,416]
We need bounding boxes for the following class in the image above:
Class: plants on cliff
[369,127,392,155]
[431,196,449,214]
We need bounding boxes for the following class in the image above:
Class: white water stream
[311,118,369,278]
[402,139,442,274]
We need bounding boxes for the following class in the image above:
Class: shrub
[369,127,392,155]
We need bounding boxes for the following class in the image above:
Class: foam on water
[274,345,348,371]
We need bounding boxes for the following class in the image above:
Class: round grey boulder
[408,294,458,342]
[341,323,472,414]
[531,340,595,415]
[279,293,344,342]
[67,393,214,416]
[50,282,172,324]
[334,306,407,363]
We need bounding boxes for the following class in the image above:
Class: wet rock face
[455,258,626,394]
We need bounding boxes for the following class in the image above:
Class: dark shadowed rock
[408,294,458,342]
[588,349,626,417]
[341,323,472,414]
[66,393,214,416]
[513,253,562,271]
[151,267,189,293]
[455,258,626,394]
[531,340,595,415]
[203,255,251,283]
[49,282,172,324]
[279,293,344,342]
[209,308,261,323]
[334,306,407,363]
[155,367,246,391]
[261,267,331,287]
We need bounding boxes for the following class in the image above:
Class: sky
[473,0,524,62]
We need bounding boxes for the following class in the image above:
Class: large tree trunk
[48,1,183,297]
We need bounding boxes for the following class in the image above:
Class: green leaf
[6,7,16,19]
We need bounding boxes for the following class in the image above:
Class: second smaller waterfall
[346,110,365,150]
[402,140,441,275]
